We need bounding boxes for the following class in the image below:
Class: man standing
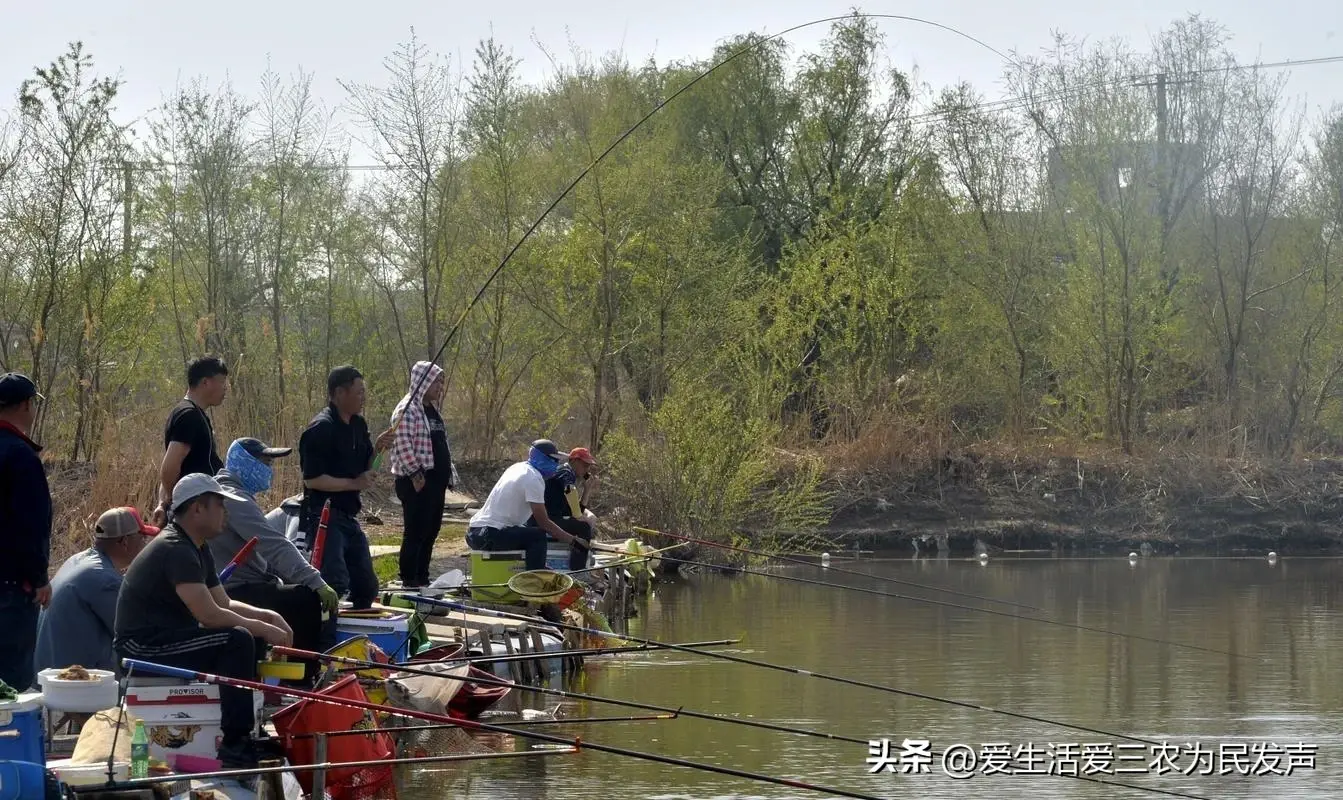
[0,372,51,691]
[35,507,156,675]
[467,440,590,571]
[211,438,339,683]
[115,474,292,769]
[388,361,456,588]
[299,366,380,610]
[155,356,230,526]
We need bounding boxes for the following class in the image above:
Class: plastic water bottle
[131,720,149,779]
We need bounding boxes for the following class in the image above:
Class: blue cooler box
[0,693,44,767]
[335,612,412,662]
[545,542,570,572]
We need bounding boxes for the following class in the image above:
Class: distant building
[1046,141,1205,219]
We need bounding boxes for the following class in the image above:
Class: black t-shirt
[425,404,452,487]
[299,403,374,516]
[114,524,220,642]
[164,399,222,481]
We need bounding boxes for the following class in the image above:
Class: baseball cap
[0,372,41,406]
[568,447,597,466]
[234,437,293,458]
[531,439,568,462]
[95,507,160,539]
[171,473,248,512]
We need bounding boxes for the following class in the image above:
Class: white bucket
[38,668,119,713]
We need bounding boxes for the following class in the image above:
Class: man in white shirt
[466,440,591,570]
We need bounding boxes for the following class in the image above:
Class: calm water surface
[399,556,1343,799]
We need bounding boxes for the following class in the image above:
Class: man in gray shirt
[210,438,339,685]
[34,507,157,675]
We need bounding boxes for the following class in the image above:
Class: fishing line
[403,596,1162,747]
[386,12,1019,431]
[659,554,1257,661]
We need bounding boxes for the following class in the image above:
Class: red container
[272,674,396,800]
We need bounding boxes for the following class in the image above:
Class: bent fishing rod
[657,554,1256,661]
[278,646,1217,800]
[386,12,1019,428]
[402,596,1161,748]
[636,526,1040,610]
[122,657,885,800]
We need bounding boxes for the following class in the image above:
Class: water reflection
[397,556,1343,798]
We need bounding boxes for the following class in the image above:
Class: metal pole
[312,734,328,799]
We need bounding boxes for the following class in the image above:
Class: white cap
[171,473,248,513]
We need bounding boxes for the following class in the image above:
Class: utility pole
[122,160,133,269]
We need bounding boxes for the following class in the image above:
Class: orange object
[271,674,396,800]
[311,500,332,569]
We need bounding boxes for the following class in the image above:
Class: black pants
[534,517,593,570]
[304,508,378,609]
[0,585,38,691]
[395,477,447,586]
[227,582,328,685]
[116,627,261,742]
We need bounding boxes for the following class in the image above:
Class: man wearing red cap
[34,507,156,675]
[528,446,600,570]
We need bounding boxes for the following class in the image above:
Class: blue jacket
[0,422,52,591]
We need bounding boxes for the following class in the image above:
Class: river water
[399,555,1343,799]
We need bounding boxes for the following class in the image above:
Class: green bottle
[130,720,149,779]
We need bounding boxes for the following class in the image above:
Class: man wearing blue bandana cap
[210,437,339,685]
[466,440,591,570]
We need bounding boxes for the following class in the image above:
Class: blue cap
[0,373,40,406]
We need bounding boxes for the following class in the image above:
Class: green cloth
[0,680,18,701]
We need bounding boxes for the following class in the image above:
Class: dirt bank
[819,450,1343,556]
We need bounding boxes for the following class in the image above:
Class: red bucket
[272,674,397,800]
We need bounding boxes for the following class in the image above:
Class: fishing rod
[383,12,1019,434]
[122,657,888,800]
[383,638,743,667]
[280,646,1217,800]
[636,526,1039,610]
[459,541,687,589]
[69,748,575,793]
[284,714,680,740]
[276,645,862,744]
[401,596,1161,748]
[657,554,1256,661]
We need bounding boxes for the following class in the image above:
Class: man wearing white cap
[34,507,157,675]
[115,473,293,769]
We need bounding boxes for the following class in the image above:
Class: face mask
[528,447,561,479]
[226,442,273,495]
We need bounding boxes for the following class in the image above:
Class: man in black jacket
[0,372,51,691]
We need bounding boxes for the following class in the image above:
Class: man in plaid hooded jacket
[388,360,458,587]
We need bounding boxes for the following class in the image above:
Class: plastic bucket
[271,675,395,800]
[0,760,50,800]
[323,636,391,706]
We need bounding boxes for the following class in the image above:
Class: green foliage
[601,377,832,542]
[4,12,1343,535]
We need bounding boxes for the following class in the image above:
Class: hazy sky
[3,0,1340,162]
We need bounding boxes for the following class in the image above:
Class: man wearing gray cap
[34,507,157,675]
[0,371,51,691]
[115,473,293,768]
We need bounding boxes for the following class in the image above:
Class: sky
[2,0,1340,164]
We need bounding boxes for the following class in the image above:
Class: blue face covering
[527,446,561,479]
[226,441,273,495]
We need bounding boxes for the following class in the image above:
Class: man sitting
[210,438,340,685]
[467,440,590,571]
[528,447,600,570]
[34,507,156,676]
[115,473,293,768]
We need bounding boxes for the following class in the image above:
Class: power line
[97,51,1343,173]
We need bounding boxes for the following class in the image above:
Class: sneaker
[218,737,261,770]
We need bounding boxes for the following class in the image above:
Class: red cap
[568,447,597,466]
